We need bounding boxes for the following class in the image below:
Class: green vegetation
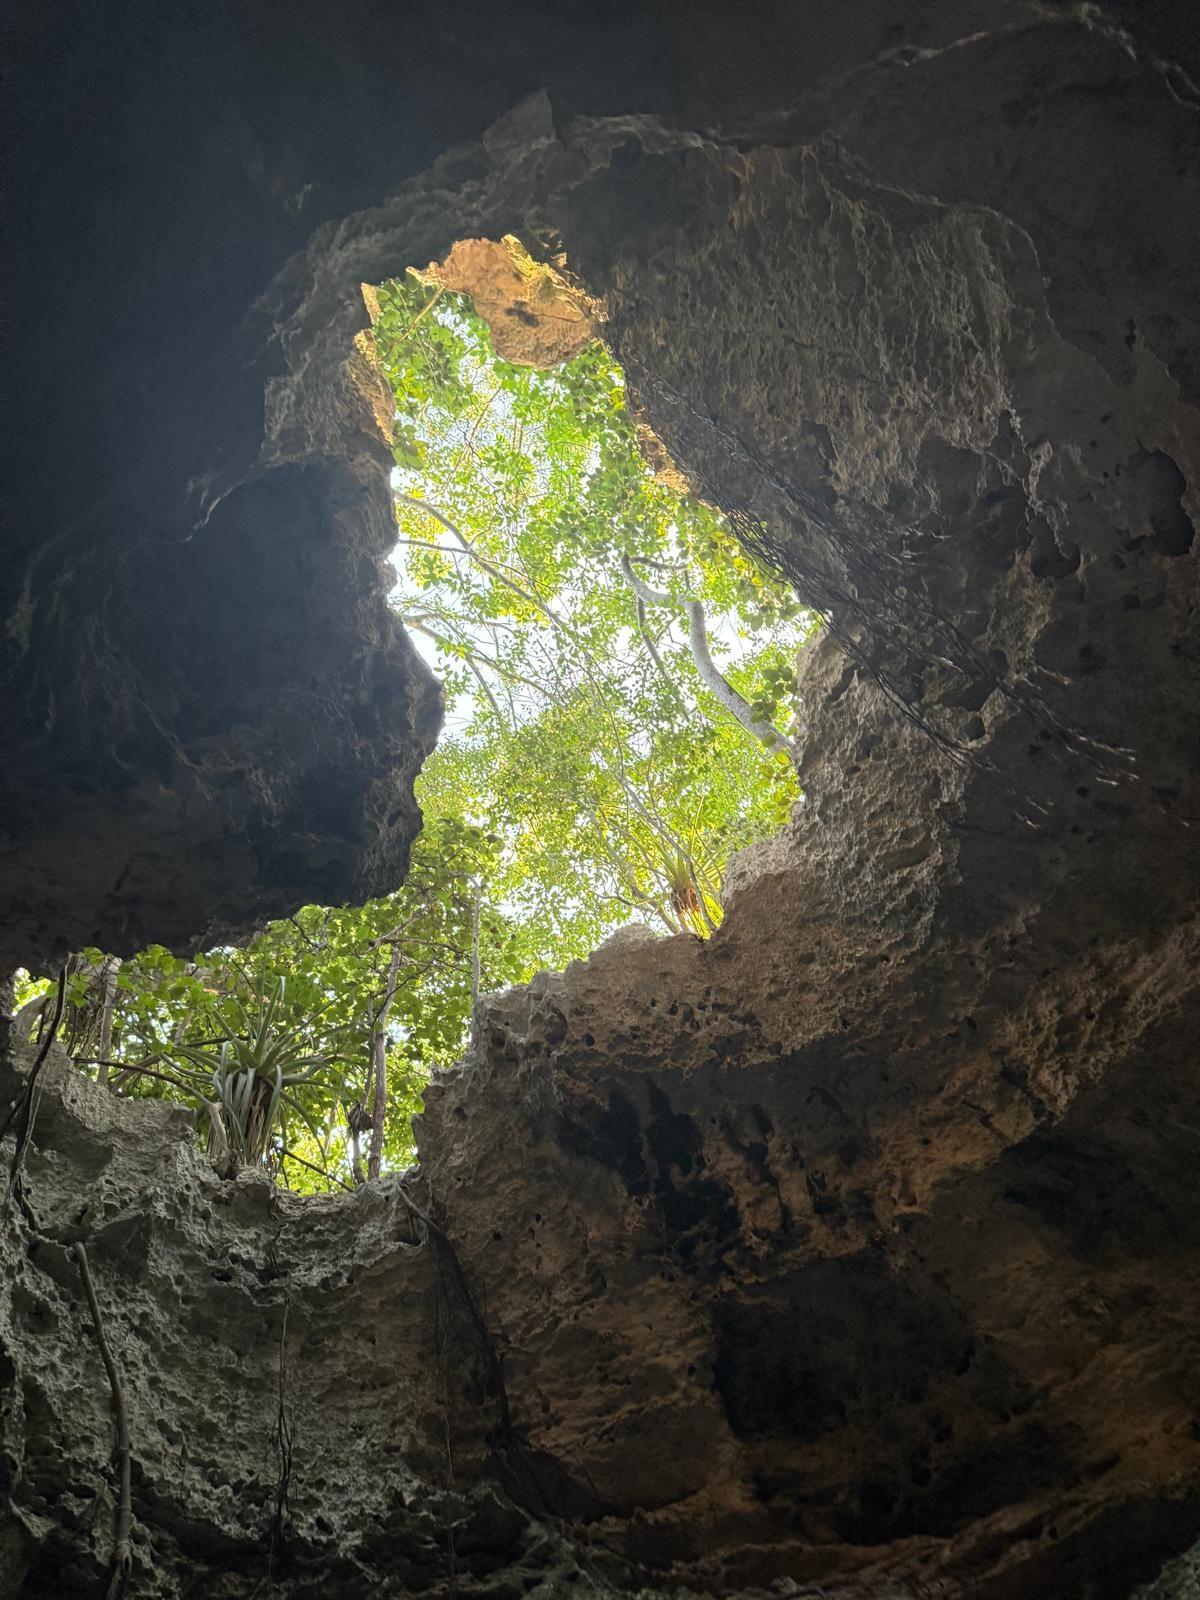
[12,815,507,1185]
[378,271,809,950]
[12,259,813,1190]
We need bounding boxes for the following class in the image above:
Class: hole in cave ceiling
[9,234,818,1197]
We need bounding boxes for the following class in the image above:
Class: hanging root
[3,965,66,1225]
[268,1296,294,1580]
[433,1294,459,1597]
[396,1184,513,1447]
[73,1242,133,1600]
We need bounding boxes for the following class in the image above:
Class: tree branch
[686,599,786,751]
[279,1146,353,1193]
[402,619,545,698]
[620,552,787,754]
[634,595,678,700]
[619,552,674,607]
[465,655,503,721]
[394,500,571,631]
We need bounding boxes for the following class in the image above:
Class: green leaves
[157,978,345,1169]
[379,270,815,954]
[25,813,521,1191]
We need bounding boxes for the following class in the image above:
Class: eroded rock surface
[2,2,1198,1596]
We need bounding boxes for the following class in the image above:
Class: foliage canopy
[376,271,810,953]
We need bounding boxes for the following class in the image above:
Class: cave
[2,4,1198,1597]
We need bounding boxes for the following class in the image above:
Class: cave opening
[373,236,816,953]
[8,233,817,1197]
[5,11,1200,1592]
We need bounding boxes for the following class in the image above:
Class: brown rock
[2,5,1197,1598]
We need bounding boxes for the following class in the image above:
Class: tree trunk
[471,881,481,1012]
[96,956,121,1088]
[349,1128,366,1188]
[368,944,402,1180]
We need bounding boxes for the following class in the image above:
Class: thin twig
[420,627,546,695]
[77,1059,204,1093]
[73,1243,133,1600]
[278,1146,354,1192]
[465,654,503,720]
[286,915,321,952]
[396,282,444,340]
[634,595,679,702]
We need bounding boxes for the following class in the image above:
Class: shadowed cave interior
[2,4,1198,1597]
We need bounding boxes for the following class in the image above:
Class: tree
[374,270,813,951]
[10,817,518,1190]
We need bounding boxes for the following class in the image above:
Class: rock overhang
[2,3,1198,1595]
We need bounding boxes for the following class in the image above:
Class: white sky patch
[386,507,480,736]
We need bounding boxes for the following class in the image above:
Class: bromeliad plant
[14,816,512,1191]
[659,845,719,940]
[164,979,342,1172]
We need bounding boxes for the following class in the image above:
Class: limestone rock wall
[2,3,1198,1597]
